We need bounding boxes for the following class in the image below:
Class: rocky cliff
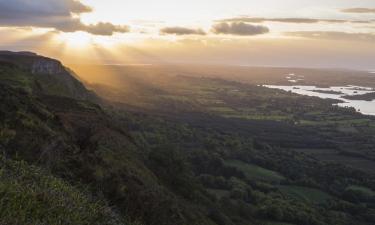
[0,51,97,101]
[31,59,65,75]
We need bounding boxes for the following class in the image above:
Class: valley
[0,52,374,225]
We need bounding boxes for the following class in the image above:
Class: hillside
[0,158,126,225]
[0,52,375,225]
[0,52,214,225]
[0,51,96,100]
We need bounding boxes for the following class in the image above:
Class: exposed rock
[31,59,65,75]
[0,51,98,101]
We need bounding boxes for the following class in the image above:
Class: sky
[0,0,374,69]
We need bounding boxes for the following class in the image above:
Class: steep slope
[0,51,96,100]
[0,52,216,225]
[0,158,125,225]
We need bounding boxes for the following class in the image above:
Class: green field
[225,160,285,183]
[278,185,332,204]
[346,185,375,197]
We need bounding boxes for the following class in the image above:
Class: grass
[278,185,332,204]
[209,106,237,113]
[0,67,34,92]
[225,160,285,183]
[346,185,375,197]
[300,118,371,127]
[224,114,291,121]
[0,158,129,225]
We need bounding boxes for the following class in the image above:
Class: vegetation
[278,185,332,204]
[224,160,285,183]
[0,157,128,225]
[0,53,375,225]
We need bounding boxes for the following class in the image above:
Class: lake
[264,85,375,116]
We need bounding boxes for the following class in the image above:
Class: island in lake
[311,89,343,95]
[342,92,375,101]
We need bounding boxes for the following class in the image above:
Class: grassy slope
[0,59,216,225]
[0,157,129,225]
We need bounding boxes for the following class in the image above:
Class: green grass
[300,118,371,127]
[209,106,237,113]
[336,125,358,133]
[0,158,130,225]
[278,185,332,204]
[0,67,34,92]
[346,185,375,197]
[225,160,285,183]
[224,114,291,121]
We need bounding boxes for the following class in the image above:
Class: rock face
[31,59,65,75]
[0,51,64,75]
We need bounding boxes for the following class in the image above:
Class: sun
[55,31,95,49]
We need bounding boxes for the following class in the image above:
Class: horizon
[2,49,375,72]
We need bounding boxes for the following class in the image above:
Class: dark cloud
[217,17,371,24]
[0,0,129,36]
[160,27,206,35]
[212,22,269,36]
[285,31,375,42]
[84,23,129,36]
[341,8,375,13]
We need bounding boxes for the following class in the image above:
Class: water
[286,73,304,83]
[264,85,375,116]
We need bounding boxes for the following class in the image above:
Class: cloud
[0,0,129,36]
[217,17,371,24]
[160,27,206,35]
[212,22,269,36]
[83,23,129,36]
[341,8,375,13]
[285,31,375,42]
